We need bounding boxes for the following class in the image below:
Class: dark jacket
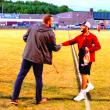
[23,24,61,64]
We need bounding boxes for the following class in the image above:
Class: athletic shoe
[74,90,86,101]
[36,98,48,104]
[10,100,18,105]
[86,82,94,92]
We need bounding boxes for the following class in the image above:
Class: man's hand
[85,47,89,53]
[58,43,62,47]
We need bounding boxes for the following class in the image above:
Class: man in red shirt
[60,22,101,101]
[97,24,101,32]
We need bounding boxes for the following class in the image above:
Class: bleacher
[93,12,110,20]
[0,13,43,28]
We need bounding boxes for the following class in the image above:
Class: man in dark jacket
[11,14,61,105]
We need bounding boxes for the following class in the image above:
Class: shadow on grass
[87,92,92,100]
[48,97,75,101]
[0,94,76,102]
[90,98,110,102]
[88,87,110,102]
[0,84,76,103]
[86,92,110,102]
[0,95,33,100]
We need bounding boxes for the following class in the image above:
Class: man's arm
[89,36,101,52]
[23,27,31,42]
[61,36,78,46]
[49,31,61,51]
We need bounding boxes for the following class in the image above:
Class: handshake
[58,43,63,47]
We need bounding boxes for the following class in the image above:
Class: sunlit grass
[0,29,110,110]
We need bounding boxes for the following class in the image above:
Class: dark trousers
[12,59,43,102]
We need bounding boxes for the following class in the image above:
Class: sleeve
[23,27,31,42]
[61,36,78,46]
[48,31,61,52]
[89,35,101,52]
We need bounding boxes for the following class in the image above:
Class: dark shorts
[79,61,92,75]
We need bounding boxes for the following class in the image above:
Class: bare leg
[81,74,88,89]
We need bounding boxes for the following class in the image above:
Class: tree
[0,1,73,14]
[0,0,4,13]
[97,9,110,12]
[59,5,70,13]
[0,0,4,3]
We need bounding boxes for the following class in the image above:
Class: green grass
[0,29,110,110]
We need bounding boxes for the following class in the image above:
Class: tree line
[97,9,110,12]
[0,0,73,14]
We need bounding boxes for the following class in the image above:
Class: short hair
[43,14,53,24]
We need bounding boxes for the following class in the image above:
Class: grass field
[0,29,110,110]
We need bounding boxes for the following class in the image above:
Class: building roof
[93,12,110,20]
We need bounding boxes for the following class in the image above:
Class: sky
[12,0,110,11]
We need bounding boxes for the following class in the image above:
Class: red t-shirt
[62,32,101,62]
